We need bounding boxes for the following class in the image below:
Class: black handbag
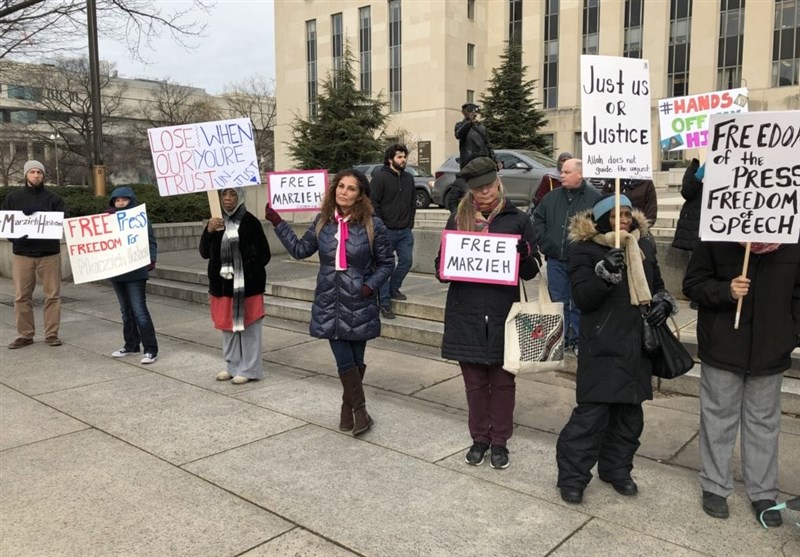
[647,319,694,379]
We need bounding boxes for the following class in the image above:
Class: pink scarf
[334,210,350,270]
[742,242,781,255]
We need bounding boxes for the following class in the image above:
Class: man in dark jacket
[684,240,800,527]
[370,143,416,319]
[2,160,66,349]
[447,103,495,213]
[533,159,601,353]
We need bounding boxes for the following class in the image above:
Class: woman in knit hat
[555,193,677,504]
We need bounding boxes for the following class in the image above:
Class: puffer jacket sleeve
[569,243,616,313]
[273,217,320,260]
[364,217,394,293]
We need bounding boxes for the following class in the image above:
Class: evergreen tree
[480,41,551,154]
[288,46,388,172]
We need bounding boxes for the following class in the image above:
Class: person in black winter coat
[556,194,677,505]
[265,170,394,436]
[434,157,540,470]
[672,159,704,251]
[200,188,271,384]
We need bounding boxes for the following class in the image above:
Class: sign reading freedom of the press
[700,111,800,244]
[658,87,748,151]
[438,231,520,286]
[64,204,151,284]
[0,211,63,239]
[267,170,328,212]
[580,55,652,179]
[148,117,260,197]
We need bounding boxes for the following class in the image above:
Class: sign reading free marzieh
[438,230,520,285]
[0,211,63,239]
[267,170,328,212]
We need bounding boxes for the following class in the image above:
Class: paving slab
[185,425,590,557]
[241,528,358,556]
[35,373,305,465]
[0,429,291,557]
[0,384,88,451]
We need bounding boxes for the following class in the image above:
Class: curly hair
[316,169,374,236]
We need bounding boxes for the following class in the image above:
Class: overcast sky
[99,0,276,94]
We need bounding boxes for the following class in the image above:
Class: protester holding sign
[671,159,705,252]
[265,170,393,436]
[556,194,677,505]
[105,188,159,365]
[433,157,540,470]
[200,188,271,385]
[2,160,66,349]
[600,178,658,225]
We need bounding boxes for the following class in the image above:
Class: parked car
[431,149,559,208]
[353,163,436,209]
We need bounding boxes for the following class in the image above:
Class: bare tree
[223,75,276,171]
[0,139,27,186]
[137,78,220,128]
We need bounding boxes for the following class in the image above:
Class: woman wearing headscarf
[556,194,677,504]
[199,188,271,385]
[264,170,393,436]
[434,156,540,470]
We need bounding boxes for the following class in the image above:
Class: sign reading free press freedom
[148,118,260,197]
[658,87,748,152]
[64,204,151,284]
[438,231,521,286]
[701,111,800,244]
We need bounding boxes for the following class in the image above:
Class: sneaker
[45,336,62,347]
[231,375,250,385]
[490,445,510,469]
[465,442,490,466]
[140,353,158,364]
[381,308,396,320]
[390,291,407,301]
[112,348,139,358]
[572,345,579,357]
[8,337,33,349]
[216,371,232,381]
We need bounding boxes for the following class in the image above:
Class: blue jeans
[112,280,158,355]
[379,227,414,309]
[329,339,367,374]
[547,259,580,347]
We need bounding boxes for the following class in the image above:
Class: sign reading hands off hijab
[658,88,748,151]
[580,55,652,180]
[148,118,260,197]
[701,111,800,244]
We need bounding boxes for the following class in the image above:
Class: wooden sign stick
[734,242,751,330]
[614,177,621,249]
[207,190,222,219]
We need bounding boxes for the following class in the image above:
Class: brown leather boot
[340,366,373,436]
[338,365,366,431]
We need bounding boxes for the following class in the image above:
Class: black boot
[340,367,373,436]
[338,365,366,431]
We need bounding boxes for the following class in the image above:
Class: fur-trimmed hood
[569,208,651,243]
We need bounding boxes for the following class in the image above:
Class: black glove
[516,239,531,260]
[146,260,156,272]
[646,300,670,327]
[22,207,36,216]
[361,284,373,298]
[11,234,29,244]
[602,248,625,273]
[264,204,282,226]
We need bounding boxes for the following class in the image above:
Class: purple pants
[460,362,516,447]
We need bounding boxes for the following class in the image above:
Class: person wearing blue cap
[555,193,677,505]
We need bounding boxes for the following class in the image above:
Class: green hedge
[0,184,211,223]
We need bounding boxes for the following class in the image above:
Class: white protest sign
[438,231,520,285]
[0,211,63,239]
[64,204,151,284]
[701,111,800,244]
[148,117,260,197]
[658,87,748,152]
[580,55,652,179]
[267,170,328,212]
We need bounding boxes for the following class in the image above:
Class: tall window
[668,0,692,97]
[359,6,372,94]
[331,12,343,85]
[388,0,402,112]
[468,0,475,20]
[466,89,475,103]
[509,0,523,45]
[467,43,476,66]
[306,19,318,118]
[543,0,559,108]
[623,0,644,58]
[772,0,800,86]
[582,0,599,55]
[718,0,745,89]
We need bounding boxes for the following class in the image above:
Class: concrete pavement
[1,277,798,556]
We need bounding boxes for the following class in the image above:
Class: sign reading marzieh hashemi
[438,230,520,286]
[658,87,748,152]
[0,211,63,239]
[64,204,151,284]
[267,170,328,212]
[580,55,652,180]
[700,111,800,244]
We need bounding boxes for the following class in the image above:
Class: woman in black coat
[672,159,704,251]
[556,194,677,504]
[434,156,540,470]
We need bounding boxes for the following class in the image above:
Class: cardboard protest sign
[148,118,260,197]
[267,170,327,212]
[64,204,151,284]
[580,55,652,179]
[701,111,800,244]
[0,211,63,239]
[438,231,520,285]
[658,87,748,151]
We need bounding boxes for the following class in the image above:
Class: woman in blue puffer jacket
[265,169,393,436]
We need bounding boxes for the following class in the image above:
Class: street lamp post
[49,132,61,186]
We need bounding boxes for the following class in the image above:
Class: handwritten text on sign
[0,211,63,239]
[700,112,800,244]
[64,204,151,284]
[658,88,748,151]
[580,55,653,179]
[148,118,260,197]
[267,170,328,212]
[439,231,520,285]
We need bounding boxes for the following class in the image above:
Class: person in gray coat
[265,169,394,436]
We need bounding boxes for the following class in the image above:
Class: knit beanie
[23,160,45,175]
